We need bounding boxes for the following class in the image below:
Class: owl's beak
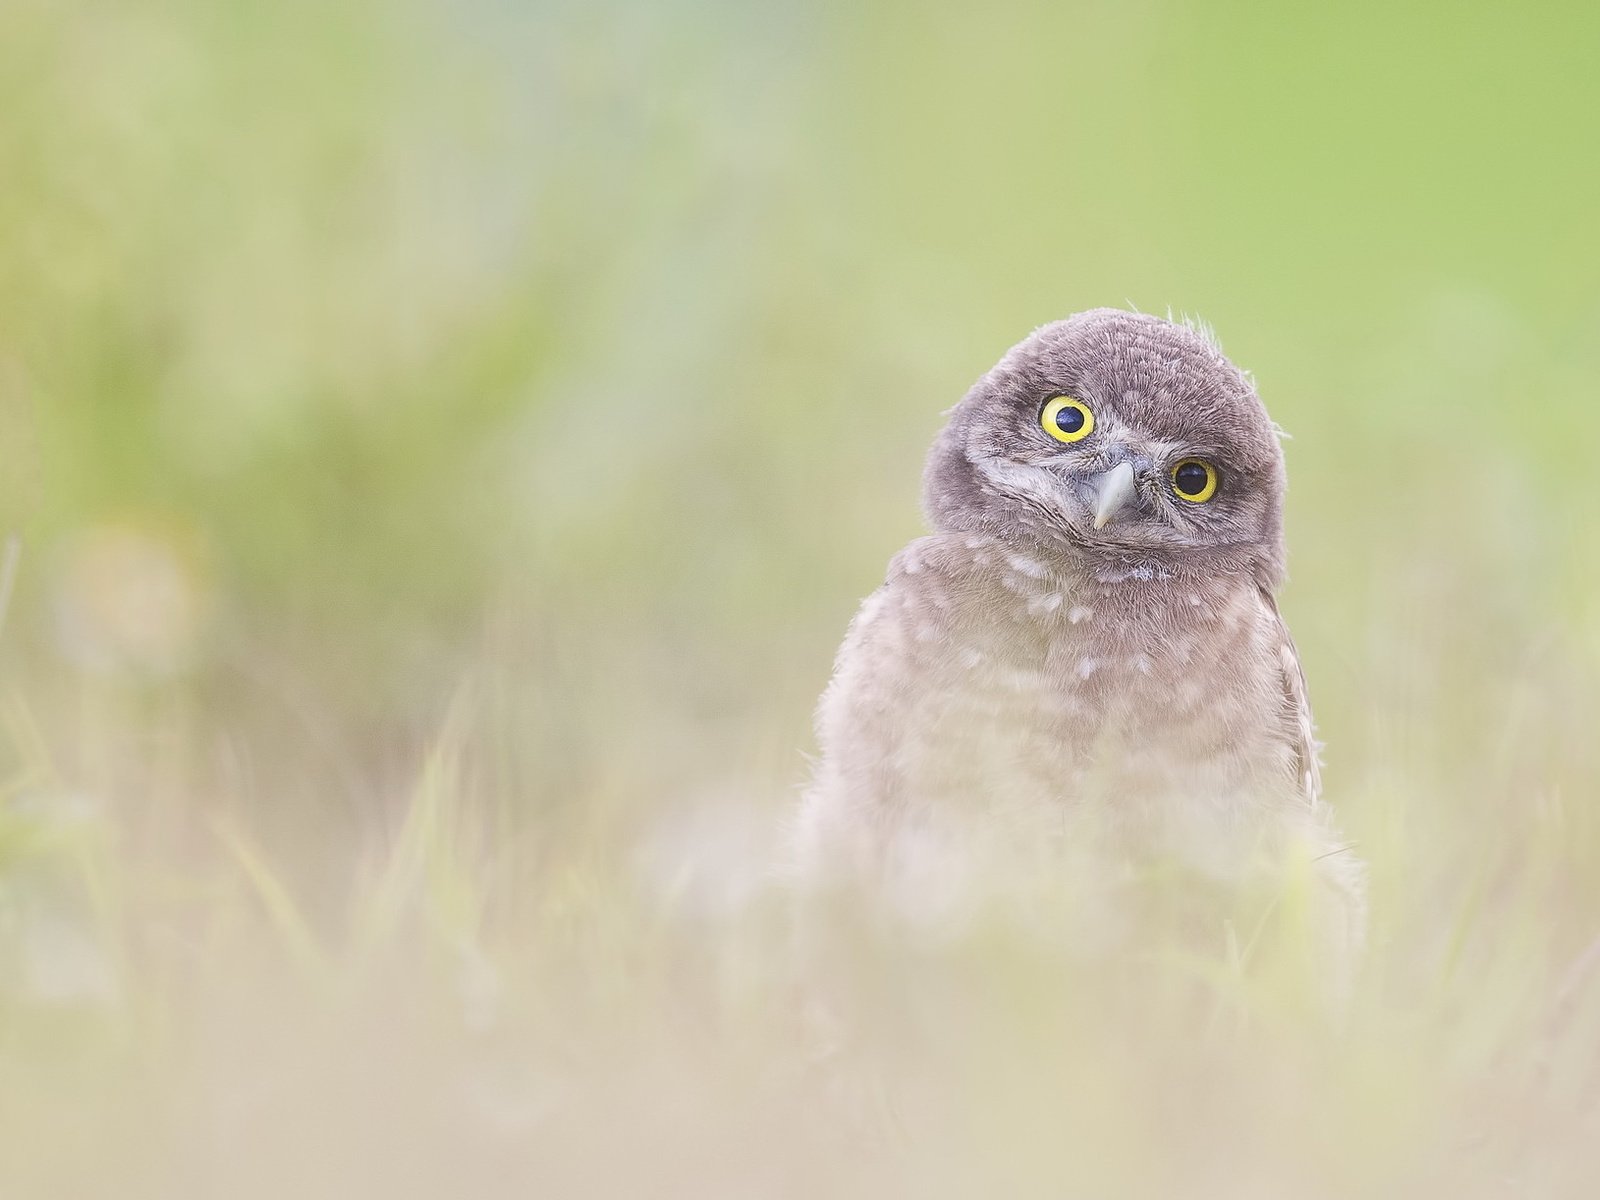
[1091,461,1139,529]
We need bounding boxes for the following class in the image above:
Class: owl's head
[923,309,1288,585]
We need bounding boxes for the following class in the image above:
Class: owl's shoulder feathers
[886,533,1081,592]
[886,533,1004,585]
[1255,586,1323,807]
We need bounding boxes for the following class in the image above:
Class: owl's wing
[1258,585,1322,807]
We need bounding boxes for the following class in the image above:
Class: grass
[0,665,1596,1197]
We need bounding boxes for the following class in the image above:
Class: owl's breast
[887,554,1298,856]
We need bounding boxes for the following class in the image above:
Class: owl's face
[923,309,1288,584]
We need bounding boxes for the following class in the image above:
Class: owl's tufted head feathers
[923,309,1288,586]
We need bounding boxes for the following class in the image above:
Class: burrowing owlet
[793,309,1363,964]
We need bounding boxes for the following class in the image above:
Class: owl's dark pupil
[1174,462,1209,496]
[1052,405,1084,434]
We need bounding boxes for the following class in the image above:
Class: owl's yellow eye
[1171,458,1219,503]
[1040,396,1094,443]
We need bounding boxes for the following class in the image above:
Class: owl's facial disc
[923,310,1289,583]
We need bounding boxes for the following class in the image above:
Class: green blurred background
[3,0,1599,886]
[4,0,1600,1193]
[2,0,1598,866]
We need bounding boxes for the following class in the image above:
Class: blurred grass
[1,0,1600,1195]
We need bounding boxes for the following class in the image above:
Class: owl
[792,309,1363,970]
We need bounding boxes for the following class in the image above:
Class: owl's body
[795,532,1354,938]
[793,309,1362,961]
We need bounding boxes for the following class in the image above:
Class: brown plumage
[792,309,1363,969]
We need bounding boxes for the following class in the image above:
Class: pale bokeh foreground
[4,674,1600,1198]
